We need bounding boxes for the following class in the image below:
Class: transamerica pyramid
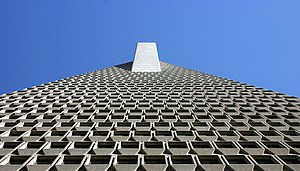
[0,42,299,171]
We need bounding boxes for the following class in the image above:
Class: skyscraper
[0,42,299,171]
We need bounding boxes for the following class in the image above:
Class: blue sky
[0,1,299,97]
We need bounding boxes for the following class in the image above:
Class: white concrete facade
[131,42,161,72]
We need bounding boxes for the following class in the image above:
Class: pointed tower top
[131,42,161,72]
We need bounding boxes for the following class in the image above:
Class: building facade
[0,43,300,171]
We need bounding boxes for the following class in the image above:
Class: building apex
[131,42,161,72]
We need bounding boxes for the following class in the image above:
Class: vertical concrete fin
[131,42,161,72]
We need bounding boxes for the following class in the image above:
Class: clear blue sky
[0,1,299,97]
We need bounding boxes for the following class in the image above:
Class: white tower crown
[131,42,161,72]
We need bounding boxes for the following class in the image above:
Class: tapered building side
[0,42,300,171]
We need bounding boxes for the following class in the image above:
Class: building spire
[131,42,161,72]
